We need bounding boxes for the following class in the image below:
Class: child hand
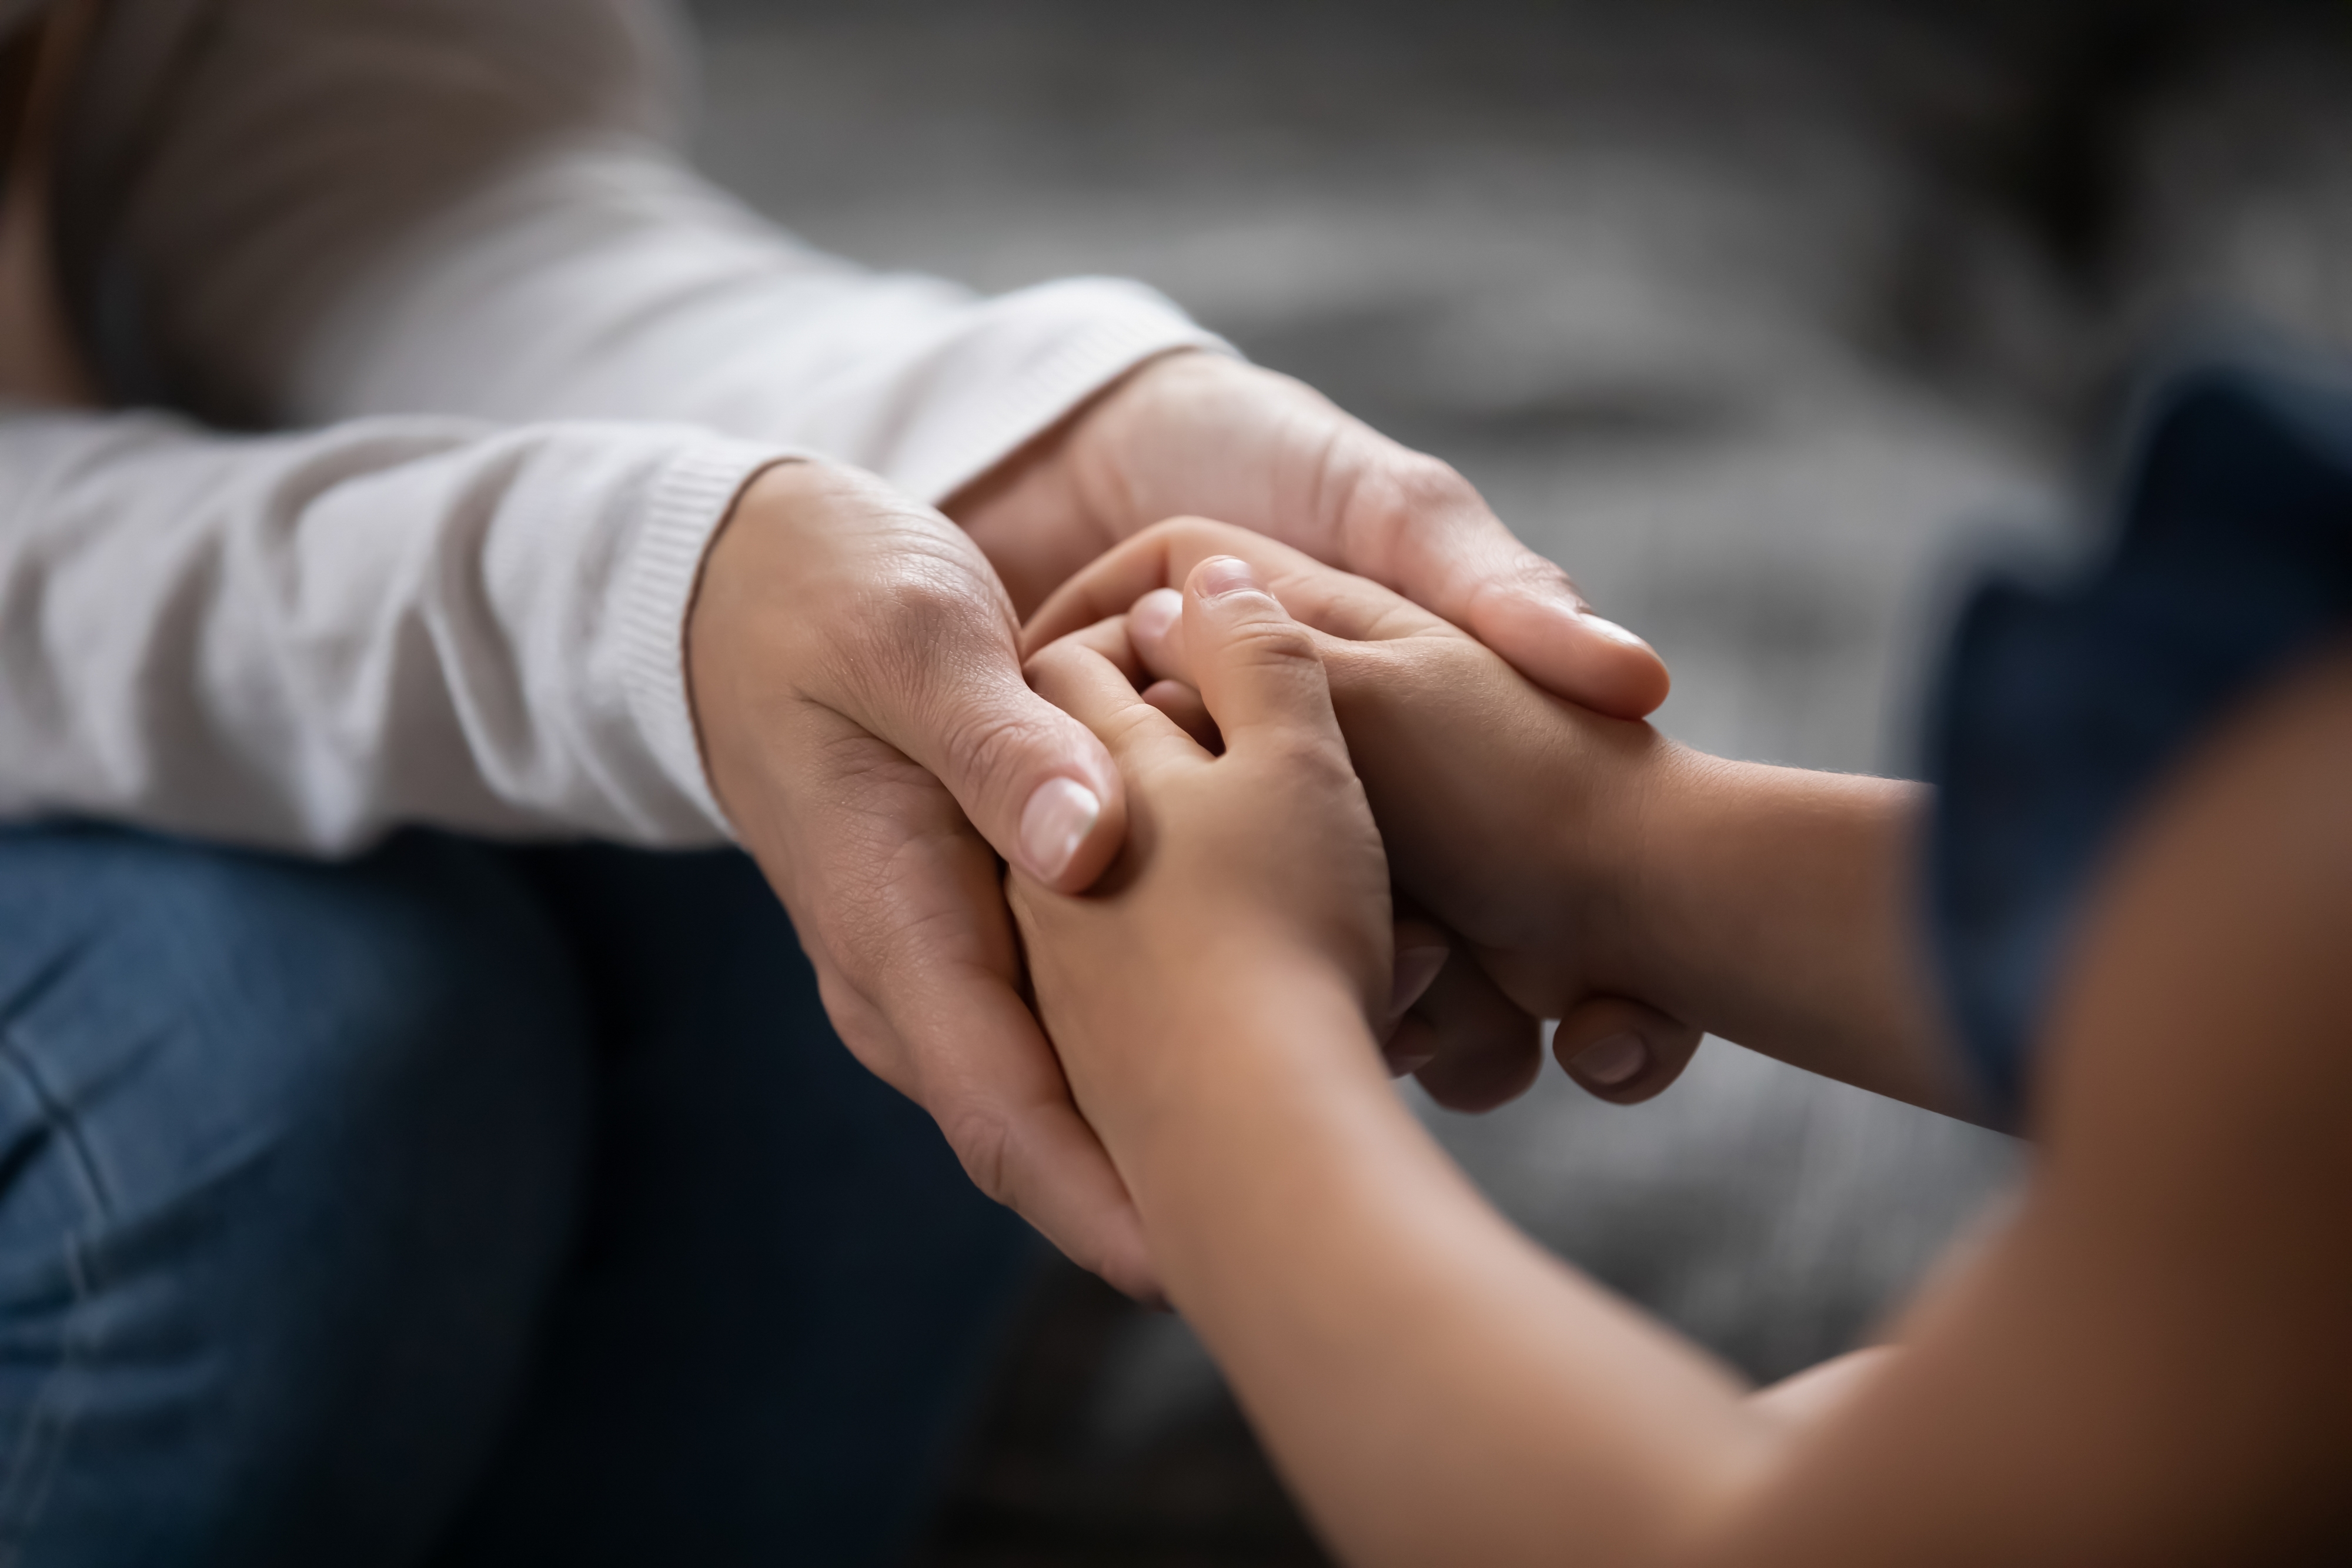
[1025,519,1704,1105]
[1007,556,1398,1161]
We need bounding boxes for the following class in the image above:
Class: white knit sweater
[0,0,1223,853]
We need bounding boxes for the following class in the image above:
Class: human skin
[4,0,1668,1293]
[684,361,1670,1296]
[1010,556,2352,1565]
[1026,516,1953,1113]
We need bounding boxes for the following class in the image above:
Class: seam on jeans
[0,1023,104,1556]
[0,1026,114,1226]
[0,942,86,1065]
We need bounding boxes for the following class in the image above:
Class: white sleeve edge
[899,288,1240,505]
[616,439,797,840]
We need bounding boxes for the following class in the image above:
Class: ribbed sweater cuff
[618,437,800,838]
[898,281,1237,504]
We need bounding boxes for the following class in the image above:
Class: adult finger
[698,461,1134,897]
[818,928,1161,1300]
[1406,949,1546,1112]
[830,552,1132,898]
[878,939,1164,1300]
[1333,448,1672,718]
[1380,912,1453,1068]
[1552,995,1706,1105]
[1020,353,1668,713]
[1026,517,1444,657]
[770,711,1163,1298]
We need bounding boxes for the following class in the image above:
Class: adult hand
[686,460,1158,1296]
[949,349,1671,720]
[1026,517,1706,1111]
[956,352,1670,1112]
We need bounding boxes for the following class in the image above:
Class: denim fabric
[1926,347,2352,1125]
[0,825,1036,1566]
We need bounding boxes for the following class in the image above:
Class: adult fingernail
[1571,1031,1649,1086]
[1195,556,1259,600]
[1577,612,1653,651]
[1020,776,1101,882]
[1391,945,1448,1015]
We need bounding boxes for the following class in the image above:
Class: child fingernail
[1391,945,1449,1015]
[1130,587,1182,651]
[1020,776,1101,882]
[1195,556,1259,600]
[1571,1032,1649,1086]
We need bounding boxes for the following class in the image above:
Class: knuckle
[938,1104,1016,1206]
[1221,613,1322,671]
[1498,549,1578,597]
[937,702,1066,799]
[828,553,1024,718]
[1388,451,1478,514]
[1351,451,1472,534]
[1326,445,1495,583]
[869,556,1005,648]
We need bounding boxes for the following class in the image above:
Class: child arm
[1013,572,2352,1563]
[1027,518,1973,1118]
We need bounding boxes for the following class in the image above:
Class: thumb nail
[1020,776,1101,883]
[1576,612,1653,651]
[1570,1031,1649,1086]
[1390,945,1449,1016]
[1195,556,1260,600]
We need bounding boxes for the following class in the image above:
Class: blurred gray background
[682,2,2352,1560]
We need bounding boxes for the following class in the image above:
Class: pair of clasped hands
[687,351,1690,1299]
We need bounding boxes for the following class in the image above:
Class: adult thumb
[939,676,1130,895]
[833,581,1130,894]
[1180,555,1342,754]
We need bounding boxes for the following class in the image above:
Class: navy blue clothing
[0,825,1035,1567]
[1927,349,2352,1125]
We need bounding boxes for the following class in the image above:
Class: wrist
[1541,721,1696,1002]
[1132,970,1388,1207]
[1072,942,1384,1179]
[1573,741,1768,1009]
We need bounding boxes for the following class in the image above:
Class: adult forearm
[287,142,1225,507]
[0,407,778,850]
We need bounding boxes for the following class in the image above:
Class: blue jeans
[0,823,1037,1566]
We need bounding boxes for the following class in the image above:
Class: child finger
[1025,517,1452,656]
[1127,587,1186,678]
[1021,525,1187,656]
[1026,631,1212,773]
[1178,556,1346,754]
[1055,610,1152,686]
[1140,678,1220,751]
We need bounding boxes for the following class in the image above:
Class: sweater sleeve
[282,139,1230,505]
[0,404,781,851]
[71,0,1228,501]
